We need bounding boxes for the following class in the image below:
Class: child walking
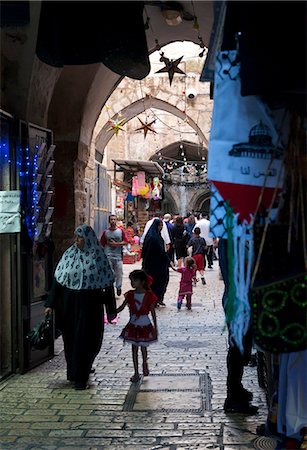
[187,227,207,285]
[117,270,158,382]
[171,257,197,310]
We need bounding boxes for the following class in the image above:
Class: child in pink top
[172,257,197,310]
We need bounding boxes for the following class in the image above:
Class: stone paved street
[0,261,276,450]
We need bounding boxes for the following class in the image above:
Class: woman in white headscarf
[45,224,116,390]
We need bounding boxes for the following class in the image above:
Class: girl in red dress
[171,257,197,310]
[117,270,158,382]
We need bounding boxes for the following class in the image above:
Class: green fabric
[225,203,236,325]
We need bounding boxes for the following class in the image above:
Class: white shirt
[140,218,171,245]
[193,218,213,245]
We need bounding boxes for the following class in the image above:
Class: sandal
[130,374,141,382]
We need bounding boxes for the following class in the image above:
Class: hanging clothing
[46,225,116,385]
[119,290,158,346]
[142,219,170,304]
[278,350,307,440]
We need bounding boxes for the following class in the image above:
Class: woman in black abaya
[45,224,116,390]
[141,219,170,306]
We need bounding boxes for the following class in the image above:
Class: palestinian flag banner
[207,50,288,352]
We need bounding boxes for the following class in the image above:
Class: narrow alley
[0,261,273,450]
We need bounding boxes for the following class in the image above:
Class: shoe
[158,301,166,307]
[177,301,182,310]
[201,278,206,285]
[116,288,122,296]
[208,265,213,269]
[224,397,258,415]
[239,387,253,402]
[130,374,141,382]
[74,382,89,390]
[186,306,192,310]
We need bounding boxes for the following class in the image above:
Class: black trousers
[207,245,214,267]
[218,239,252,398]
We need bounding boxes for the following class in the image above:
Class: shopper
[173,216,188,268]
[187,227,207,285]
[44,224,117,390]
[140,213,171,249]
[184,214,196,240]
[193,215,214,268]
[163,213,175,262]
[117,270,158,382]
[142,219,170,307]
[100,214,128,296]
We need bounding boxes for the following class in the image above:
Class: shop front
[0,110,55,379]
[112,159,164,233]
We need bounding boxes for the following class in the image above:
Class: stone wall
[90,53,213,217]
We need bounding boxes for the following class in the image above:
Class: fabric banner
[208,50,287,236]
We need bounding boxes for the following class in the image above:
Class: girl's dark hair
[185,257,195,268]
[129,270,150,289]
[175,216,183,225]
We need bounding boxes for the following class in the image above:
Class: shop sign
[0,190,21,233]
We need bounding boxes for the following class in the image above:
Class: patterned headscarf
[55,224,114,290]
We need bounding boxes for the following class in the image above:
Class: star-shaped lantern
[135,118,157,138]
[155,53,186,86]
[107,116,126,136]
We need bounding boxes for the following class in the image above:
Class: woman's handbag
[26,314,53,350]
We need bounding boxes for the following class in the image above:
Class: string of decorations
[191,1,206,57]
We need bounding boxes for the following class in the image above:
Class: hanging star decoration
[135,118,157,138]
[155,52,186,86]
[107,115,126,136]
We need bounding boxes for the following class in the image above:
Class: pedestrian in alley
[218,238,258,414]
[140,212,171,250]
[173,216,188,268]
[187,226,207,285]
[163,213,175,263]
[117,270,158,382]
[184,213,196,241]
[100,214,128,296]
[193,214,214,269]
[44,224,117,390]
[125,221,135,244]
[171,256,197,311]
[142,218,170,307]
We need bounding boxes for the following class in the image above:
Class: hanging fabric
[208,50,287,352]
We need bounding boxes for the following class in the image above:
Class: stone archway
[190,191,211,214]
[95,95,208,151]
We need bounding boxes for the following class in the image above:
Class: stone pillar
[53,141,77,263]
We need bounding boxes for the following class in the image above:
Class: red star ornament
[135,118,157,138]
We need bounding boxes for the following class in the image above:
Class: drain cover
[253,436,277,449]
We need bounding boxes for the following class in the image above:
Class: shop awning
[112,159,164,177]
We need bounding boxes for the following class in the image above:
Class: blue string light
[19,145,39,240]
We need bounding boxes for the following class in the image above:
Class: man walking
[101,215,128,296]
[193,214,214,268]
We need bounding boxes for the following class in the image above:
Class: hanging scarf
[55,224,114,290]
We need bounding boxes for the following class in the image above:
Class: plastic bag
[26,314,53,350]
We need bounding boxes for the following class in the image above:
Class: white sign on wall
[0,191,21,233]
